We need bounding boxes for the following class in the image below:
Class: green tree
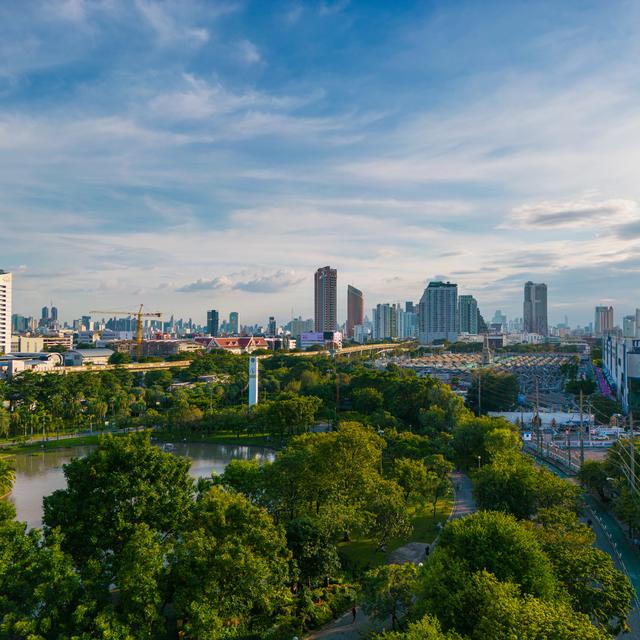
[536,508,633,634]
[452,417,518,469]
[373,615,461,639]
[172,486,292,638]
[361,563,419,629]
[0,457,15,496]
[0,523,82,639]
[578,460,609,501]
[113,523,166,637]
[392,457,430,499]
[286,516,340,586]
[467,369,518,414]
[367,479,412,550]
[352,387,385,414]
[109,351,132,365]
[43,434,195,571]
[434,511,558,599]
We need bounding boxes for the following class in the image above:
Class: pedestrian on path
[351,607,357,623]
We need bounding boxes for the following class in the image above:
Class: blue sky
[2,0,640,326]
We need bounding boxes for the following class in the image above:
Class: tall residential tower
[594,306,614,336]
[458,295,479,334]
[418,281,458,344]
[314,266,337,332]
[346,285,364,338]
[0,271,12,355]
[523,282,548,336]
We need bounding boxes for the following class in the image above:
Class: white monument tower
[248,356,259,406]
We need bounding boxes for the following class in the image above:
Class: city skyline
[3,1,640,323]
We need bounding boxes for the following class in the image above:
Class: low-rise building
[0,352,64,378]
[140,339,203,357]
[64,349,114,367]
[42,333,74,351]
[299,331,343,350]
[195,336,269,354]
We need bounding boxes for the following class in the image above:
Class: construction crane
[89,304,163,360]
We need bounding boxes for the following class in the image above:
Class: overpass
[32,341,414,376]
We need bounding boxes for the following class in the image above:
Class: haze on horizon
[2,0,640,326]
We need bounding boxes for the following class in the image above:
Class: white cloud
[238,39,261,64]
[135,0,209,45]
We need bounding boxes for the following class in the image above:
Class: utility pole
[535,377,541,455]
[579,389,585,467]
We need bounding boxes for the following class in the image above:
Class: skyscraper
[346,285,364,338]
[523,282,548,335]
[0,271,12,354]
[41,306,49,323]
[314,266,337,332]
[594,306,614,336]
[229,311,239,335]
[623,315,636,338]
[268,316,277,336]
[418,281,458,344]
[51,306,58,322]
[458,295,479,334]
[207,310,219,337]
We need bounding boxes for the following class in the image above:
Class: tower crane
[89,304,163,360]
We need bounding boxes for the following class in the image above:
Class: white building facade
[602,334,640,415]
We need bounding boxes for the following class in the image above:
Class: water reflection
[3,442,273,529]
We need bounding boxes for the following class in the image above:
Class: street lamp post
[477,455,481,469]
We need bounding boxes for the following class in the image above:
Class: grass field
[153,430,279,448]
[338,489,454,570]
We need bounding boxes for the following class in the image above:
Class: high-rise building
[623,315,636,338]
[491,310,507,330]
[594,306,614,336]
[287,316,314,339]
[41,306,49,324]
[405,301,415,314]
[373,303,400,340]
[229,311,239,335]
[51,306,58,322]
[458,295,479,334]
[207,310,219,337]
[346,285,364,338]
[267,316,277,336]
[523,282,548,336]
[0,271,12,354]
[314,266,337,332]
[418,281,458,344]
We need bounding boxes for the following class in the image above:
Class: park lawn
[0,434,103,455]
[338,490,454,570]
[153,430,278,449]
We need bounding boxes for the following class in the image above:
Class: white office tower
[0,271,12,355]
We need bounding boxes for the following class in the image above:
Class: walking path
[306,472,476,639]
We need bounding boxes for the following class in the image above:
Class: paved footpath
[306,473,476,639]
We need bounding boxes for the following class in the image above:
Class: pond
[4,441,273,529]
